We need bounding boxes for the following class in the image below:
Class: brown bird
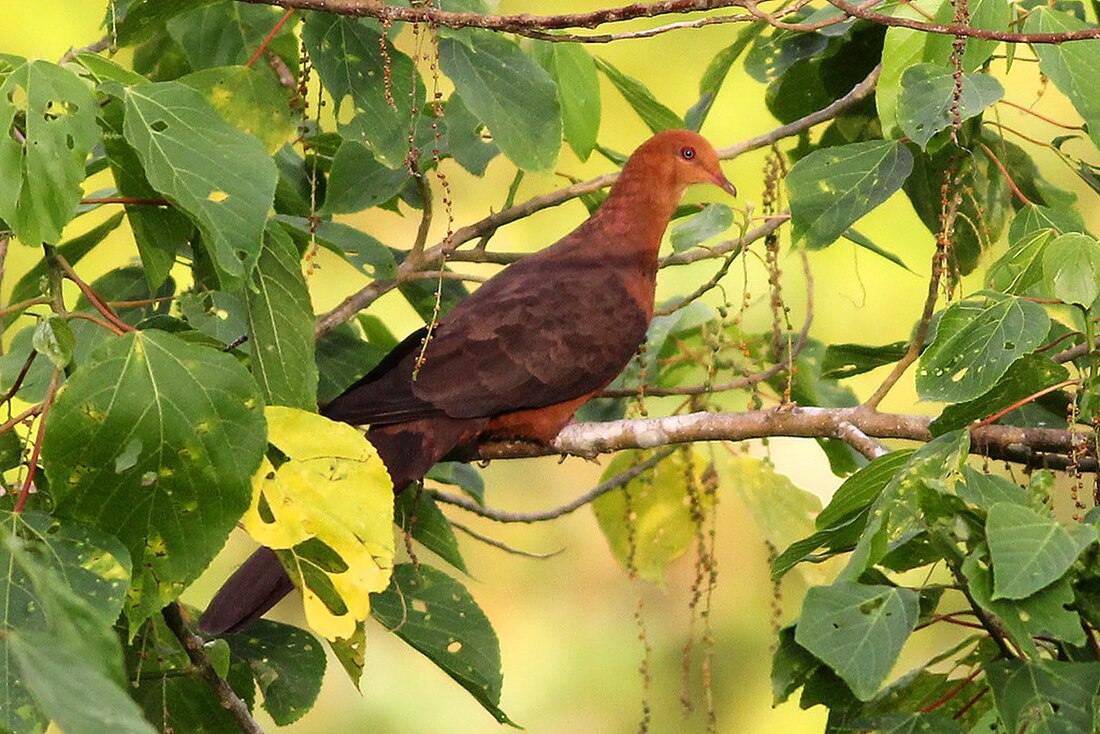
[200,129,735,634]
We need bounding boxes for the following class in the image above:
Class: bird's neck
[585,165,684,260]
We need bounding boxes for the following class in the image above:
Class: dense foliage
[4,0,1100,732]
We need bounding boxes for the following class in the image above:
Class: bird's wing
[412,259,649,418]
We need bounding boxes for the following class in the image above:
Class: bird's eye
[680,146,696,160]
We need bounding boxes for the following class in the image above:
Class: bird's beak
[712,171,737,197]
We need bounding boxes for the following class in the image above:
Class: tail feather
[198,547,294,635]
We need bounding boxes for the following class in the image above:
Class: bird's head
[628,129,737,198]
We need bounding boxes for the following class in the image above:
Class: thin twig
[433,447,676,522]
[161,603,264,734]
[969,379,1077,430]
[0,350,38,406]
[54,254,136,333]
[0,404,43,439]
[80,196,171,207]
[66,311,126,335]
[978,142,1034,207]
[449,520,564,557]
[246,8,296,67]
[13,369,60,514]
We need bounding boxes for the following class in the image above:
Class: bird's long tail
[198,417,480,635]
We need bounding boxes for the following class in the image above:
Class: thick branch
[162,603,264,734]
[476,407,1096,471]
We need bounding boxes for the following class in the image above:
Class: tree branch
[161,603,264,734]
[314,64,879,336]
[474,406,1096,471]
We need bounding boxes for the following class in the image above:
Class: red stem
[247,8,296,67]
[13,369,60,514]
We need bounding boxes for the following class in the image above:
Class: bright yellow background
[5,1,1099,732]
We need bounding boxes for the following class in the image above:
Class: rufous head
[626,129,736,197]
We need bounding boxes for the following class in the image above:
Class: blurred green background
[6,2,1099,732]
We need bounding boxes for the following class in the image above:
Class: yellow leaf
[243,406,394,640]
[592,449,712,584]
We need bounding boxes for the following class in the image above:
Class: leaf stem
[13,369,60,514]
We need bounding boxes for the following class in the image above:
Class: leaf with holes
[987,502,1096,600]
[303,15,422,169]
[1043,232,1100,308]
[0,512,131,734]
[41,330,266,630]
[0,60,100,245]
[224,619,326,725]
[121,81,277,287]
[242,406,393,641]
[371,564,513,724]
[1026,8,1100,152]
[896,65,1003,149]
[928,354,1069,435]
[916,293,1050,403]
[795,582,919,700]
[440,30,561,172]
[787,141,913,250]
[244,223,317,410]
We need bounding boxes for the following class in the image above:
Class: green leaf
[1009,204,1090,243]
[535,42,600,161]
[685,27,760,131]
[179,65,296,154]
[772,451,914,579]
[957,466,1030,509]
[31,316,75,369]
[321,140,410,215]
[987,228,1055,297]
[425,462,485,505]
[877,0,1009,136]
[987,660,1100,734]
[225,620,326,725]
[592,449,710,583]
[822,341,909,379]
[669,203,734,252]
[99,97,192,291]
[121,81,278,287]
[721,456,820,561]
[42,330,267,629]
[1026,8,1100,152]
[787,141,914,250]
[315,325,386,404]
[395,488,468,574]
[896,65,1003,149]
[964,555,1084,658]
[115,0,222,46]
[794,582,920,701]
[771,626,822,705]
[439,31,561,172]
[595,57,684,133]
[1043,231,1100,307]
[371,564,513,725]
[8,629,156,734]
[0,61,100,245]
[166,2,286,70]
[916,293,1050,403]
[278,215,398,279]
[842,228,914,272]
[0,512,132,734]
[929,354,1069,435]
[842,432,969,580]
[245,223,318,410]
[303,15,422,169]
[986,502,1096,599]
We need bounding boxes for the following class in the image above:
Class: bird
[199,129,736,635]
